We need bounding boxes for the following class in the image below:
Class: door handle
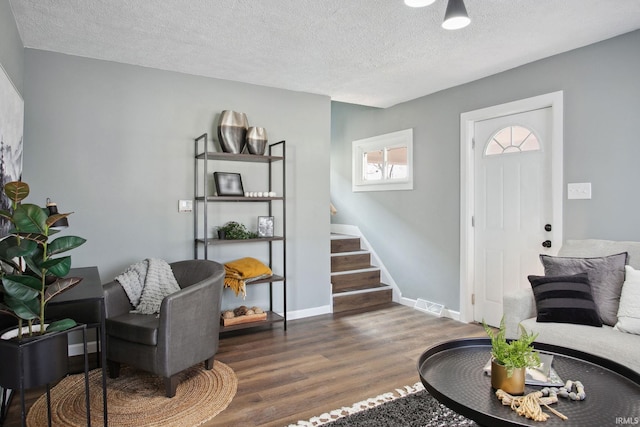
[545,224,552,232]
[542,240,552,248]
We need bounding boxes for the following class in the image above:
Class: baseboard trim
[283,305,332,320]
[68,341,98,357]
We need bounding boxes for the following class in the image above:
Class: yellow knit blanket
[224,257,273,298]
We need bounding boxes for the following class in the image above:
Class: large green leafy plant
[483,317,540,377]
[0,181,86,339]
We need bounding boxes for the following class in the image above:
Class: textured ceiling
[9,0,640,108]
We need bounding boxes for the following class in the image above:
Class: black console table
[48,266,108,427]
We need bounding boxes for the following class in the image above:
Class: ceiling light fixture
[442,0,471,30]
[404,0,437,7]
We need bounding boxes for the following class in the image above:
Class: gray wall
[23,49,332,314]
[331,30,640,311]
[0,0,23,95]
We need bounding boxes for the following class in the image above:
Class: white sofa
[503,239,640,374]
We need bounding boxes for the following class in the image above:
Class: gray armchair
[103,259,224,397]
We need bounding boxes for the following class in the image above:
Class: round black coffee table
[418,338,640,426]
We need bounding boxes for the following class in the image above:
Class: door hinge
[472,138,475,149]
[471,293,475,305]
[471,216,475,227]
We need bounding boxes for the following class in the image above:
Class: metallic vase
[246,127,268,155]
[490,359,525,395]
[217,110,248,154]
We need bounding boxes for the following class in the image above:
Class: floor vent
[414,298,444,316]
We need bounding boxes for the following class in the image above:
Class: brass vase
[246,127,268,155]
[490,359,525,395]
[217,110,248,154]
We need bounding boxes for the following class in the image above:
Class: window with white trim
[352,129,413,192]
[485,125,541,156]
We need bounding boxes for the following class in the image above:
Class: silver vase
[246,127,268,155]
[217,110,248,153]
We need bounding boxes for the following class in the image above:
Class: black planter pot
[0,326,69,390]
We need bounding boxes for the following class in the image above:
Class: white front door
[473,108,555,326]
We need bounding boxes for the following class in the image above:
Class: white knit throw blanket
[115,258,180,314]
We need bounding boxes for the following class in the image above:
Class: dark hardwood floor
[2,303,485,427]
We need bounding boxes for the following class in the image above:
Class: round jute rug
[26,362,237,427]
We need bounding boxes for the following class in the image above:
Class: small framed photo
[213,172,244,196]
[258,216,274,237]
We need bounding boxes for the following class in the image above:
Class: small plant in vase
[217,221,258,240]
[0,181,86,339]
[483,317,540,395]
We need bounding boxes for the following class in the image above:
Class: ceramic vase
[217,110,248,154]
[490,359,525,395]
[246,127,268,155]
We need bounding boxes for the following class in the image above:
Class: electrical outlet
[567,183,592,200]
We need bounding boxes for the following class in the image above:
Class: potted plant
[483,317,540,395]
[0,181,86,389]
[217,221,258,240]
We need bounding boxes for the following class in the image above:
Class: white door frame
[459,91,564,323]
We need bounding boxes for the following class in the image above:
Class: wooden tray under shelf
[221,312,267,326]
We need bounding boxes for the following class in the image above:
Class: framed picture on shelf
[213,172,244,196]
[258,216,274,237]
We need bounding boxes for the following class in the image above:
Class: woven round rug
[26,362,237,427]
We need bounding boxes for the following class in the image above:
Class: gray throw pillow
[540,252,628,326]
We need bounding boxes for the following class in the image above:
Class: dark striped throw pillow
[528,272,603,327]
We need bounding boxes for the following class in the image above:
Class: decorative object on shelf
[216,221,257,240]
[258,216,274,237]
[223,257,273,298]
[246,127,268,155]
[213,172,244,196]
[0,181,86,339]
[483,317,540,395]
[244,191,276,198]
[221,305,266,326]
[217,110,248,153]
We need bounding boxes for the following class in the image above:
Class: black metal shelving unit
[194,133,287,332]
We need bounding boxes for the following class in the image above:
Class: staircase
[331,234,393,313]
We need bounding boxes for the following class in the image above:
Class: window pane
[386,146,408,179]
[520,132,540,152]
[485,125,541,156]
[511,126,531,147]
[493,128,511,147]
[486,140,504,156]
[364,150,383,181]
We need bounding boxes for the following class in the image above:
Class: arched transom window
[485,125,541,156]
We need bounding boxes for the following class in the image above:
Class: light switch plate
[178,200,193,212]
[567,183,592,200]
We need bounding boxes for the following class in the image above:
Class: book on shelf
[483,353,564,387]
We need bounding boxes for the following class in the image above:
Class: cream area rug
[27,362,237,427]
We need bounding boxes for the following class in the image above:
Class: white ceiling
[9,0,640,108]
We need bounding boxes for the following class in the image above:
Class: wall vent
[414,298,444,316]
